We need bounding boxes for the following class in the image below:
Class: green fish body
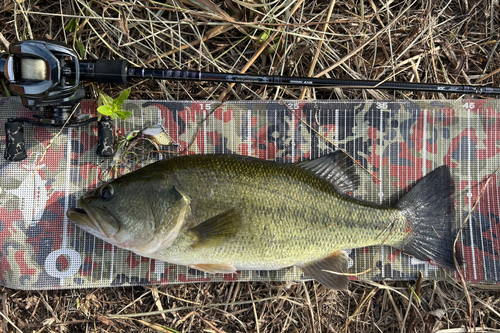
[67,152,456,289]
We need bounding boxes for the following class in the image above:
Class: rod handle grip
[94,59,127,84]
[80,60,128,84]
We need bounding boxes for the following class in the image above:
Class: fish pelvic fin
[295,151,359,193]
[397,165,457,270]
[298,250,349,290]
[189,209,242,248]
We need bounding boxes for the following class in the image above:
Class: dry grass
[1,0,500,332]
[3,281,500,332]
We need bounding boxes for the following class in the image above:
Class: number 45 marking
[463,102,475,109]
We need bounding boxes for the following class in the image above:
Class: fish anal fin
[189,263,237,274]
[299,250,349,290]
[189,209,242,248]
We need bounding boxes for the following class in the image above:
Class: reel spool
[0,40,125,161]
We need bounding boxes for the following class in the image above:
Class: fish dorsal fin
[296,151,359,193]
[189,209,242,248]
[299,250,349,290]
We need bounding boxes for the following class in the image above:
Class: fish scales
[68,152,457,289]
[155,155,407,269]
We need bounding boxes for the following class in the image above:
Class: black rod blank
[126,67,500,96]
[80,60,500,96]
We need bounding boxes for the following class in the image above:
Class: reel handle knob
[4,121,27,161]
[96,118,115,157]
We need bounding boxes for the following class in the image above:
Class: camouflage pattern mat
[0,97,498,290]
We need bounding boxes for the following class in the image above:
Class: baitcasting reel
[1,39,127,161]
[3,39,500,161]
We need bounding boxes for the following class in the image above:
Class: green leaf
[115,88,131,106]
[75,39,85,58]
[97,89,113,106]
[1,79,11,97]
[97,89,105,106]
[65,18,76,32]
[115,110,132,120]
[96,88,132,120]
[97,105,113,116]
[85,1,93,15]
[98,92,113,106]
[258,30,270,44]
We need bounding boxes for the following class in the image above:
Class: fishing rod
[2,39,499,161]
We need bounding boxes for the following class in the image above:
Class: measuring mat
[0,97,498,290]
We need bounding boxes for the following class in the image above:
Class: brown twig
[299,0,336,100]
[216,30,280,101]
[315,9,409,78]
[453,166,500,330]
[183,101,225,153]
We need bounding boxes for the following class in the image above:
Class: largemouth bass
[67,152,456,289]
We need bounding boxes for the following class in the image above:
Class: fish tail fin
[396,166,457,270]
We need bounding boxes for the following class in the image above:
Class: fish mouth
[70,207,86,215]
[66,207,94,228]
[67,202,120,239]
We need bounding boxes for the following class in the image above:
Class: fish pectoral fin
[298,250,349,290]
[189,263,237,274]
[189,209,242,248]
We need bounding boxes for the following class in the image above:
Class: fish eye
[99,184,114,201]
